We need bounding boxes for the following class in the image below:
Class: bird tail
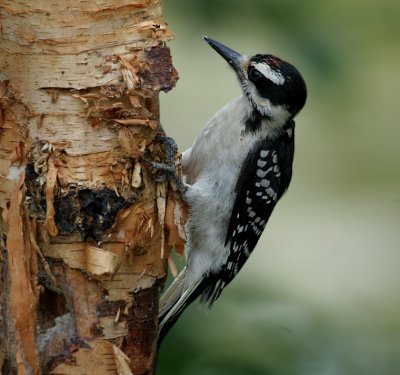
[158,267,203,345]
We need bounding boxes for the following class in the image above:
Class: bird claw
[156,136,178,165]
[145,137,187,195]
[145,159,175,176]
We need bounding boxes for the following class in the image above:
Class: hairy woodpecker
[156,36,307,343]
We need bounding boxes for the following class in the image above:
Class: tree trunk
[0,1,183,374]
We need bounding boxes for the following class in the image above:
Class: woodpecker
[156,36,307,343]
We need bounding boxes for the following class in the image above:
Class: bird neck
[243,99,292,140]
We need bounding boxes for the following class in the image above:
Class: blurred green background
[158,1,400,374]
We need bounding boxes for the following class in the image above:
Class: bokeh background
[158,1,400,374]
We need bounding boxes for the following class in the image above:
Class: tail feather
[158,268,204,345]
[159,267,186,319]
[158,270,223,345]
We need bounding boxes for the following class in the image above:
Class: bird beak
[204,36,246,83]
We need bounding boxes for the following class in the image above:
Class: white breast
[182,95,273,285]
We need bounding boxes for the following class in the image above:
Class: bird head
[204,36,307,126]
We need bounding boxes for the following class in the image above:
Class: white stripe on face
[253,62,285,85]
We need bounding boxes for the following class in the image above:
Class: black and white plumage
[158,37,307,343]
[203,125,295,306]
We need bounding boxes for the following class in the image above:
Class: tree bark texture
[0,1,184,374]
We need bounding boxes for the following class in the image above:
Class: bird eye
[248,67,263,82]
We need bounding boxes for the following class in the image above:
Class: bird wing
[201,125,295,307]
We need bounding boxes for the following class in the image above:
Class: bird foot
[146,136,187,194]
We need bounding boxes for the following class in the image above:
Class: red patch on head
[265,56,281,68]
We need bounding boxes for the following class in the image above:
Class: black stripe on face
[247,55,307,114]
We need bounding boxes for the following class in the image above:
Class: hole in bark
[1,358,12,374]
[54,188,134,241]
[38,288,69,331]
[25,161,137,240]
[25,163,47,220]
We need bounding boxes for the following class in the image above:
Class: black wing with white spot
[201,124,295,307]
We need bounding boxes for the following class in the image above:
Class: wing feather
[202,122,295,306]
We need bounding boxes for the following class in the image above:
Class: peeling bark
[0,1,185,374]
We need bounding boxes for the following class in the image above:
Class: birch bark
[0,1,183,374]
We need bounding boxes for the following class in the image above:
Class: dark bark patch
[25,163,47,220]
[97,298,126,318]
[123,281,162,374]
[139,45,179,96]
[37,288,69,332]
[54,188,133,241]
